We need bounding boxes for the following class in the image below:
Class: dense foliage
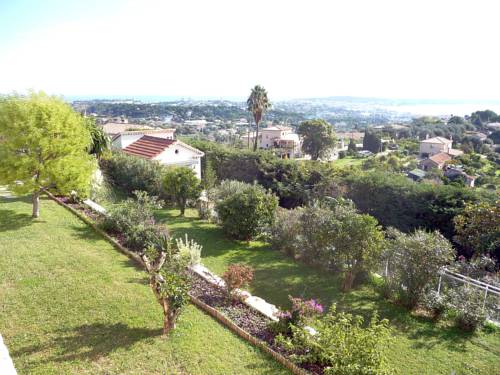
[0,92,96,217]
[297,119,336,160]
[101,191,167,251]
[100,151,164,197]
[362,128,382,153]
[268,200,385,290]
[215,181,278,240]
[454,201,500,260]
[276,305,392,375]
[383,229,455,308]
[163,166,202,215]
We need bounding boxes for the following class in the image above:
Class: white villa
[419,136,463,157]
[111,129,204,179]
[242,126,303,158]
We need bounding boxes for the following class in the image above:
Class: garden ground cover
[156,207,500,375]
[0,193,289,375]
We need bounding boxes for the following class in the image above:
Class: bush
[100,191,167,251]
[175,234,202,266]
[222,264,254,301]
[163,166,202,216]
[100,151,165,197]
[449,285,487,332]
[267,207,303,257]
[275,305,392,375]
[384,229,455,309]
[215,181,278,240]
[270,296,323,336]
[422,290,449,321]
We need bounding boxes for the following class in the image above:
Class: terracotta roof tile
[123,135,176,159]
[429,152,452,164]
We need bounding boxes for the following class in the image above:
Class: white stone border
[0,335,17,375]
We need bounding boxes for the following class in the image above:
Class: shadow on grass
[0,209,36,232]
[12,323,162,364]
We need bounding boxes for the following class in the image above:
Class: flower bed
[48,194,325,374]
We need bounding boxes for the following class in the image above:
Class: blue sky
[1,0,499,101]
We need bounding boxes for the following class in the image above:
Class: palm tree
[246,85,271,151]
[85,117,110,159]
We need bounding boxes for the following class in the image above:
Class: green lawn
[157,208,500,375]
[330,156,364,168]
[0,194,289,375]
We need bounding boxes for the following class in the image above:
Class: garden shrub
[215,181,278,240]
[276,305,392,375]
[270,296,323,336]
[100,191,167,251]
[222,264,254,301]
[449,285,488,332]
[100,151,165,197]
[162,166,202,216]
[384,228,455,309]
[422,290,449,321]
[267,207,303,257]
[175,234,202,266]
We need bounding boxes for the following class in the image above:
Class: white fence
[379,262,500,324]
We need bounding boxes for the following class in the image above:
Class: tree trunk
[162,300,171,335]
[253,120,260,151]
[342,270,355,291]
[32,191,40,218]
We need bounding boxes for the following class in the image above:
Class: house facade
[243,126,302,158]
[111,129,176,149]
[419,152,452,170]
[112,131,204,179]
[419,136,454,157]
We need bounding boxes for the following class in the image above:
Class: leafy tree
[85,117,110,158]
[297,119,336,160]
[488,130,500,144]
[384,229,455,309]
[325,205,384,291]
[454,201,500,259]
[276,305,392,375]
[215,181,278,240]
[247,85,271,151]
[141,237,192,335]
[163,166,202,216]
[0,92,95,217]
[347,138,357,155]
[363,128,382,153]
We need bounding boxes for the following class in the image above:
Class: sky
[0,0,499,101]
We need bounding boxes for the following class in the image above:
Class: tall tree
[297,119,336,160]
[0,92,95,217]
[246,85,271,151]
[363,128,382,153]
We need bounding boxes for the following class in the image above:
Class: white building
[112,130,204,179]
[419,136,462,157]
[242,126,303,158]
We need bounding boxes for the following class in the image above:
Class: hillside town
[1,1,499,375]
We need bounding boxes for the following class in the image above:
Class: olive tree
[384,229,455,309]
[0,92,95,217]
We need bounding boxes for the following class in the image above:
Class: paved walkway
[0,335,17,375]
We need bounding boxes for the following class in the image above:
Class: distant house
[184,119,207,131]
[408,169,426,181]
[444,167,476,187]
[419,136,454,157]
[419,152,451,170]
[112,131,204,179]
[101,122,153,138]
[242,126,303,158]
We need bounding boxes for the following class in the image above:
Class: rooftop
[421,136,452,144]
[122,135,176,159]
[428,152,452,164]
[101,122,153,136]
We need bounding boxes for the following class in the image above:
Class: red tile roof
[122,135,176,159]
[428,152,452,165]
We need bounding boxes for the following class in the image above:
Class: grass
[0,194,289,375]
[156,208,500,375]
[330,156,364,167]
